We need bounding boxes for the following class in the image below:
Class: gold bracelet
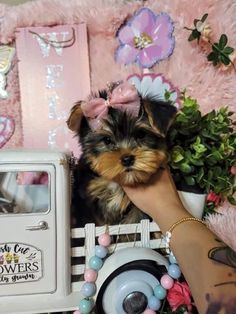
[164,217,205,253]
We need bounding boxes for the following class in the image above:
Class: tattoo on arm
[206,298,236,314]
[208,244,236,287]
[206,242,236,313]
[208,245,236,268]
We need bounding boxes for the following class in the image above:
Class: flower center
[134,32,153,49]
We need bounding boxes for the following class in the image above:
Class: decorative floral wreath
[127,73,181,110]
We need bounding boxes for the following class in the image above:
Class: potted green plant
[168,94,236,218]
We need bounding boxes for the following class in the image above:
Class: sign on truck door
[0,165,56,296]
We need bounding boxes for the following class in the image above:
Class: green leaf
[180,163,193,173]
[211,151,223,161]
[218,113,224,123]
[192,29,201,40]
[184,176,196,186]
[206,110,216,120]
[224,46,234,55]
[212,43,220,52]
[206,156,218,166]
[183,96,199,109]
[208,170,213,180]
[190,157,204,166]
[164,89,175,101]
[192,136,207,154]
[207,52,218,62]
[219,34,228,50]
[227,195,236,205]
[196,167,204,183]
[171,146,185,163]
[201,13,208,23]
[220,55,231,66]
[214,166,222,176]
[188,34,195,41]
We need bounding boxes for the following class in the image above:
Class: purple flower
[115,8,175,68]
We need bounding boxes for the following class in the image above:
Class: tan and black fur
[68,90,177,227]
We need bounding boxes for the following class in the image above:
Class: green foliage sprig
[185,13,208,42]
[168,94,236,215]
[207,34,235,67]
[184,13,235,71]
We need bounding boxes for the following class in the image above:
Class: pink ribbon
[81,82,140,130]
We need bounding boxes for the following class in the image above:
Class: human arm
[122,169,236,313]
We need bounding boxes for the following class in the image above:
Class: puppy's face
[81,109,167,185]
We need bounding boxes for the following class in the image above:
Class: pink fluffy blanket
[0,0,235,249]
[1,0,236,145]
[206,205,236,251]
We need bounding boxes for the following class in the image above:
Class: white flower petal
[127,74,180,110]
[151,76,162,97]
[128,75,141,92]
[143,76,161,100]
[140,75,153,97]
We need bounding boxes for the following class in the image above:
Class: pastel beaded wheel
[96,259,167,314]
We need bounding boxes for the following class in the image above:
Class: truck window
[0,171,49,214]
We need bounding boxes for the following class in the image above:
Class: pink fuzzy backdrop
[0,0,236,149]
[0,0,235,246]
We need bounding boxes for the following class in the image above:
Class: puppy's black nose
[121,154,135,167]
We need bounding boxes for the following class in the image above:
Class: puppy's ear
[143,99,177,135]
[67,102,84,132]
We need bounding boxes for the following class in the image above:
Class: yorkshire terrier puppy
[67,82,177,227]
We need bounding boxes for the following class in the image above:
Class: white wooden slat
[140,219,150,248]
[71,246,85,257]
[71,227,85,238]
[84,223,96,267]
[71,264,85,275]
[72,239,164,260]
[71,220,161,238]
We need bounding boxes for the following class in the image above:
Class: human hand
[122,168,189,231]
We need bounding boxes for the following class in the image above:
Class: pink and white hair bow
[81,82,140,130]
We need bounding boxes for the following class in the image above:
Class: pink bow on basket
[81,82,140,130]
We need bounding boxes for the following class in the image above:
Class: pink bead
[84,268,98,282]
[160,274,174,289]
[144,310,156,314]
[98,233,111,247]
[73,311,81,314]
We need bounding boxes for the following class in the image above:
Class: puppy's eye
[103,136,113,145]
[135,129,146,139]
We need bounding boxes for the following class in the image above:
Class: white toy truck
[0,150,168,314]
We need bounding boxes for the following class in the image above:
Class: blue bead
[81,282,96,297]
[154,284,167,300]
[89,255,103,270]
[169,254,177,264]
[168,264,181,279]
[79,298,94,314]
[95,245,108,259]
[148,295,161,311]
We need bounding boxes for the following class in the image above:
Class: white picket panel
[71,221,161,238]
[71,219,165,292]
